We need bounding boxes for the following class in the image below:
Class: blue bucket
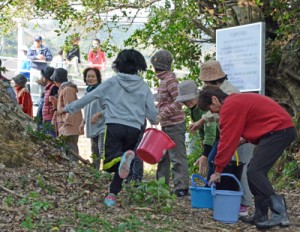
[189,174,213,209]
[211,173,243,223]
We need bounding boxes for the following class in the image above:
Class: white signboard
[216,22,265,93]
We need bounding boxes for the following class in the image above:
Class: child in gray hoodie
[58,49,158,207]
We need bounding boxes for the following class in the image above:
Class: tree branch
[191,19,215,39]
[284,70,300,82]
[0,184,25,198]
[109,0,161,10]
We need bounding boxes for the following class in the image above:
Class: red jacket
[15,86,33,117]
[215,93,294,173]
[87,49,106,70]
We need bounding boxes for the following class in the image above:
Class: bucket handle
[211,173,243,196]
[191,173,209,187]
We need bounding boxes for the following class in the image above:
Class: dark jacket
[67,45,81,63]
[27,45,53,70]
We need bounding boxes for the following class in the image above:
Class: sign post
[216,22,265,94]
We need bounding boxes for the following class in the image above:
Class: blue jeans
[206,139,219,183]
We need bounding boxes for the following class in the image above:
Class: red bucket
[136,128,176,164]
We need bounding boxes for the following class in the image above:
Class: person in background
[27,35,52,106]
[80,67,105,170]
[41,66,57,137]
[57,49,158,207]
[175,80,217,176]
[198,86,296,230]
[0,59,17,104]
[12,74,33,117]
[19,45,31,91]
[51,49,68,70]
[67,37,81,79]
[150,49,189,197]
[50,68,83,161]
[88,39,106,71]
[190,60,253,217]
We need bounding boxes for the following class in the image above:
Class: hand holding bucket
[136,128,176,164]
[190,174,213,209]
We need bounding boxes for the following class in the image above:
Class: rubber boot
[256,195,290,229]
[240,197,268,224]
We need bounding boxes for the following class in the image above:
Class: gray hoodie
[65,73,158,130]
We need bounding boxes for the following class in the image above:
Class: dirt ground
[0,135,299,231]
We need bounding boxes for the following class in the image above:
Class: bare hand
[56,107,65,115]
[49,96,58,107]
[79,122,84,134]
[91,112,102,124]
[194,156,207,176]
[208,172,221,186]
[189,119,204,133]
[239,137,248,146]
[154,114,162,125]
[36,54,46,60]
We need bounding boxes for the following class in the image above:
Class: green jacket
[191,106,217,147]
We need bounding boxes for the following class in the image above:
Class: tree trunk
[222,1,300,148]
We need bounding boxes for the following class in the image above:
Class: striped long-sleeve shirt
[156,71,185,127]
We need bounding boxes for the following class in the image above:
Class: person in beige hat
[176,80,217,176]
[150,49,190,197]
[190,59,239,132]
[190,59,254,219]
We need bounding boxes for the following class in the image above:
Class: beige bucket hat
[199,60,226,81]
[175,80,199,103]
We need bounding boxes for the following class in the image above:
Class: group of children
[1,47,295,230]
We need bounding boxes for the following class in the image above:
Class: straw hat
[175,80,199,103]
[199,60,226,81]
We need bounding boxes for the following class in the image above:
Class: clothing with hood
[56,82,83,136]
[14,85,33,117]
[65,73,158,130]
[64,72,157,176]
[27,44,53,70]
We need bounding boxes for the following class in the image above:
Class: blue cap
[34,36,42,41]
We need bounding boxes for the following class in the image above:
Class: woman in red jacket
[87,39,106,71]
[198,86,296,230]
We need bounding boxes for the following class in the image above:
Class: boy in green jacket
[176,80,217,176]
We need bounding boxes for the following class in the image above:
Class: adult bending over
[198,86,296,230]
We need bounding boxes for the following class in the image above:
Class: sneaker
[104,193,116,207]
[239,205,249,217]
[174,188,189,197]
[118,150,135,179]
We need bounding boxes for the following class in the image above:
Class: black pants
[104,123,140,195]
[128,120,147,181]
[247,127,296,200]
